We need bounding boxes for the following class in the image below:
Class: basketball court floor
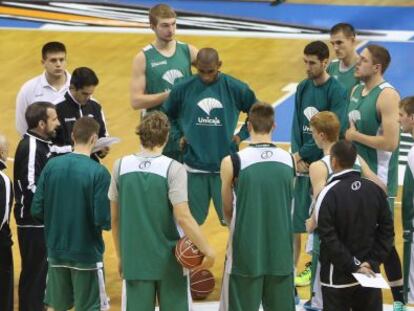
[0,0,413,309]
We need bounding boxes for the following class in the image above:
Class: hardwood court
[0,28,403,309]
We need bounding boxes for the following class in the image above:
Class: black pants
[322,285,382,311]
[0,244,13,311]
[18,227,47,311]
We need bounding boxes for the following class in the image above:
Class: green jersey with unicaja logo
[347,81,399,197]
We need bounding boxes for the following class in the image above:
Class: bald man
[163,47,258,226]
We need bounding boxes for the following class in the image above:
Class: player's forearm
[351,131,398,152]
[177,212,213,257]
[222,191,233,225]
[130,92,169,110]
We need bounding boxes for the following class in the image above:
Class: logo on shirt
[162,69,184,85]
[350,96,359,103]
[348,110,361,123]
[151,60,167,68]
[196,98,223,127]
[351,181,361,191]
[138,160,151,170]
[261,150,273,159]
[197,98,223,116]
[303,106,319,121]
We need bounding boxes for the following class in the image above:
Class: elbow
[384,141,398,152]
[130,97,144,110]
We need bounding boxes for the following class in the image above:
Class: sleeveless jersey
[327,59,359,97]
[143,41,191,105]
[226,144,295,277]
[347,82,399,197]
[402,146,414,232]
[117,154,182,280]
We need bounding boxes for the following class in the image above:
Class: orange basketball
[190,269,215,300]
[175,236,204,269]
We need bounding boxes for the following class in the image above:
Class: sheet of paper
[92,136,121,153]
[352,273,390,289]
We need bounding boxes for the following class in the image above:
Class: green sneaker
[393,301,407,311]
[295,262,312,287]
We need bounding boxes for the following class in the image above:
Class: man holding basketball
[109,111,215,311]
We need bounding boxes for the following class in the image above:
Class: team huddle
[1,3,414,311]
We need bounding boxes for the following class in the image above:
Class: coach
[315,140,394,311]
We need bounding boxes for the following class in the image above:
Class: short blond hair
[310,111,340,143]
[149,4,176,26]
[136,111,170,149]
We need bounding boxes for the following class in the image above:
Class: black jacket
[0,160,13,246]
[14,131,51,226]
[53,92,108,150]
[316,169,394,287]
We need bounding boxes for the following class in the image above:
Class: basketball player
[328,23,360,96]
[291,40,348,289]
[163,47,257,226]
[346,44,405,310]
[31,117,111,311]
[219,102,295,311]
[109,111,215,311]
[130,4,198,161]
[398,96,414,309]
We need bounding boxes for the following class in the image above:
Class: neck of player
[250,132,273,145]
[141,145,164,155]
[322,141,335,156]
[313,71,329,86]
[154,38,176,52]
[73,144,92,157]
[342,52,359,68]
[363,74,385,92]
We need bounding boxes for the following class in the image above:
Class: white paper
[352,273,390,289]
[92,136,121,153]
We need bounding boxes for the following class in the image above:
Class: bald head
[0,134,8,162]
[196,48,222,84]
[196,48,220,65]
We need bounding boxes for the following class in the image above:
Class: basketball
[175,236,204,269]
[190,269,215,300]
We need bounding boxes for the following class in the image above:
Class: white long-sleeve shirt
[15,71,70,136]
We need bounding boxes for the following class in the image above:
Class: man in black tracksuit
[53,67,108,159]
[0,134,13,311]
[14,102,60,311]
[315,140,394,311]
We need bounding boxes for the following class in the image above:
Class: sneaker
[393,301,407,311]
[303,300,321,311]
[295,262,312,287]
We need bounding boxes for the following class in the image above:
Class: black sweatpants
[322,284,382,311]
[0,244,13,311]
[17,227,47,311]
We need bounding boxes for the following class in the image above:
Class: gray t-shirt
[108,152,187,205]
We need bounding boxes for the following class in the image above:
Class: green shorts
[45,262,109,311]
[219,273,295,311]
[292,176,312,233]
[122,263,190,311]
[188,172,225,226]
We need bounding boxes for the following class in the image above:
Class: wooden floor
[0,27,406,309]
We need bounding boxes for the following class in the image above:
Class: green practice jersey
[226,144,295,277]
[163,73,256,172]
[347,82,399,197]
[327,59,359,97]
[143,41,192,100]
[402,146,414,231]
[31,153,111,266]
[116,154,183,280]
[291,77,348,163]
